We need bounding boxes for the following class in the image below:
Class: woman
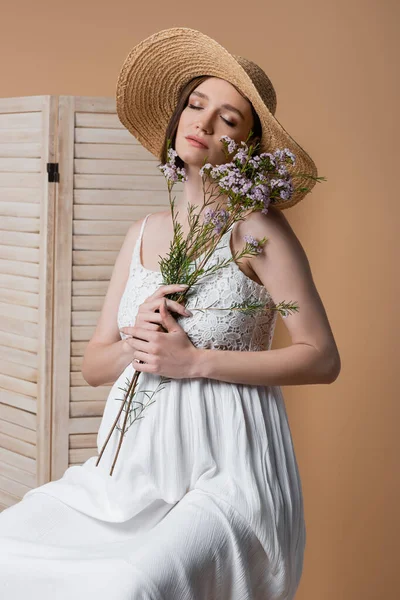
[0,27,340,599]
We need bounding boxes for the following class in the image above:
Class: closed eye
[187,104,236,128]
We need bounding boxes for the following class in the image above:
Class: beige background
[1,0,398,598]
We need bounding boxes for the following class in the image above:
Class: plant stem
[95,368,140,471]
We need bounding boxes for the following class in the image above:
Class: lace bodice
[118,213,278,352]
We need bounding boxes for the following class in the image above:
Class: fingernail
[184,309,193,317]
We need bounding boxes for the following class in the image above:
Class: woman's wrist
[190,348,210,379]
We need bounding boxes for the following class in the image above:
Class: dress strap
[132,213,152,268]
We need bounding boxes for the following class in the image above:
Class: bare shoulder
[240,205,309,270]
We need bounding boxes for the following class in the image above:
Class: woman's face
[175,77,257,168]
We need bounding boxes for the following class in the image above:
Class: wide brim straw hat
[116,26,318,210]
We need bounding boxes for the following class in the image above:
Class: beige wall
[1,1,398,598]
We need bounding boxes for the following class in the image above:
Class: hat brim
[116,27,318,209]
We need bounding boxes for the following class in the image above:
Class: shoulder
[241,205,296,239]
[239,206,308,269]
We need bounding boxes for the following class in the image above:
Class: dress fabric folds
[0,213,306,599]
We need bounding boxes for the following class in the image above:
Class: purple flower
[158,147,187,183]
[243,234,263,254]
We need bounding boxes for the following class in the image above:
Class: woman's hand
[119,284,198,379]
[125,283,192,333]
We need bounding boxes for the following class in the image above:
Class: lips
[185,136,208,148]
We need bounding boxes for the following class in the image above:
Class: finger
[147,297,189,316]
[131,337,152,353]
[136,312,163,327]
[131,356,152,373]
[152,284,189,298]
[133,321,160,332]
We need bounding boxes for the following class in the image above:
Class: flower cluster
[199,137,297,214]
[158,147,187,183]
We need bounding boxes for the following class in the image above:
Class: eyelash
[187,104,235,127]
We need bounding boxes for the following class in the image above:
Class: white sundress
[0,212,306,600]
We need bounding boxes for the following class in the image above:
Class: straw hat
[116,27,319,210]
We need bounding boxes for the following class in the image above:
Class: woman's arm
[192,207,341,386]
[193,343,340,386]
[82,219,143,387]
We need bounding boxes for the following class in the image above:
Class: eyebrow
[190,90,245,120]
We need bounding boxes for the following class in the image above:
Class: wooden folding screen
[0,95,178,510]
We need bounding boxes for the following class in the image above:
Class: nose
[196,113,212,135]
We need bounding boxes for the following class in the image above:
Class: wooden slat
[0,230,40,247]
[0,243,40,262]
[73,235,123,251]
[0,188,40,203]
[0,344,37,369]
[0,301,39,323]
[71,312,99,327]
[0,158,41,173]
[70,401,105,418]
[75,174,167,191]
[74,143,154,161]
[0,359,37,383]
[71,356,83,370]
[0,460,36,487]
[75,158,160,176]
[71,341,88,356]
[70,386,111,401]
[68,417,101,434]
[0,432,36,459]
[0,288,39,309]
[0,373,37,398]
[0,402,36,430]
[75,111,124,127]
[0,217,40,232]
[0,315,38,338]
[0,330,38,353]
[0,130,41,144]
[74,111,125,128]
[72,265,113,282]
[72,280,108,295]
[0,419,36,444]
[0,143,41,158]
[0,258,39,278]
[69,433,97,448]
[0,388,36,413]
[74,128,135,145]
[0,273,40,293]
[70,371,90,386]
[73,220,131,235]
[0,473,31,498]
[0,489,20,508]
[72,250,118,266]
[69,448,97,464]
[0,446,36,474]
[0,111,42,129]
[73,205,142,222]
[74,189,173,205]
[71,325,93,342]
[0,202,40,219]
[71,296,104,311]
[0,173,41,188]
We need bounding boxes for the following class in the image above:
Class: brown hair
[158,75,262,170]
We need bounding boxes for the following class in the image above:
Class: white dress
[0,213,306,599]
